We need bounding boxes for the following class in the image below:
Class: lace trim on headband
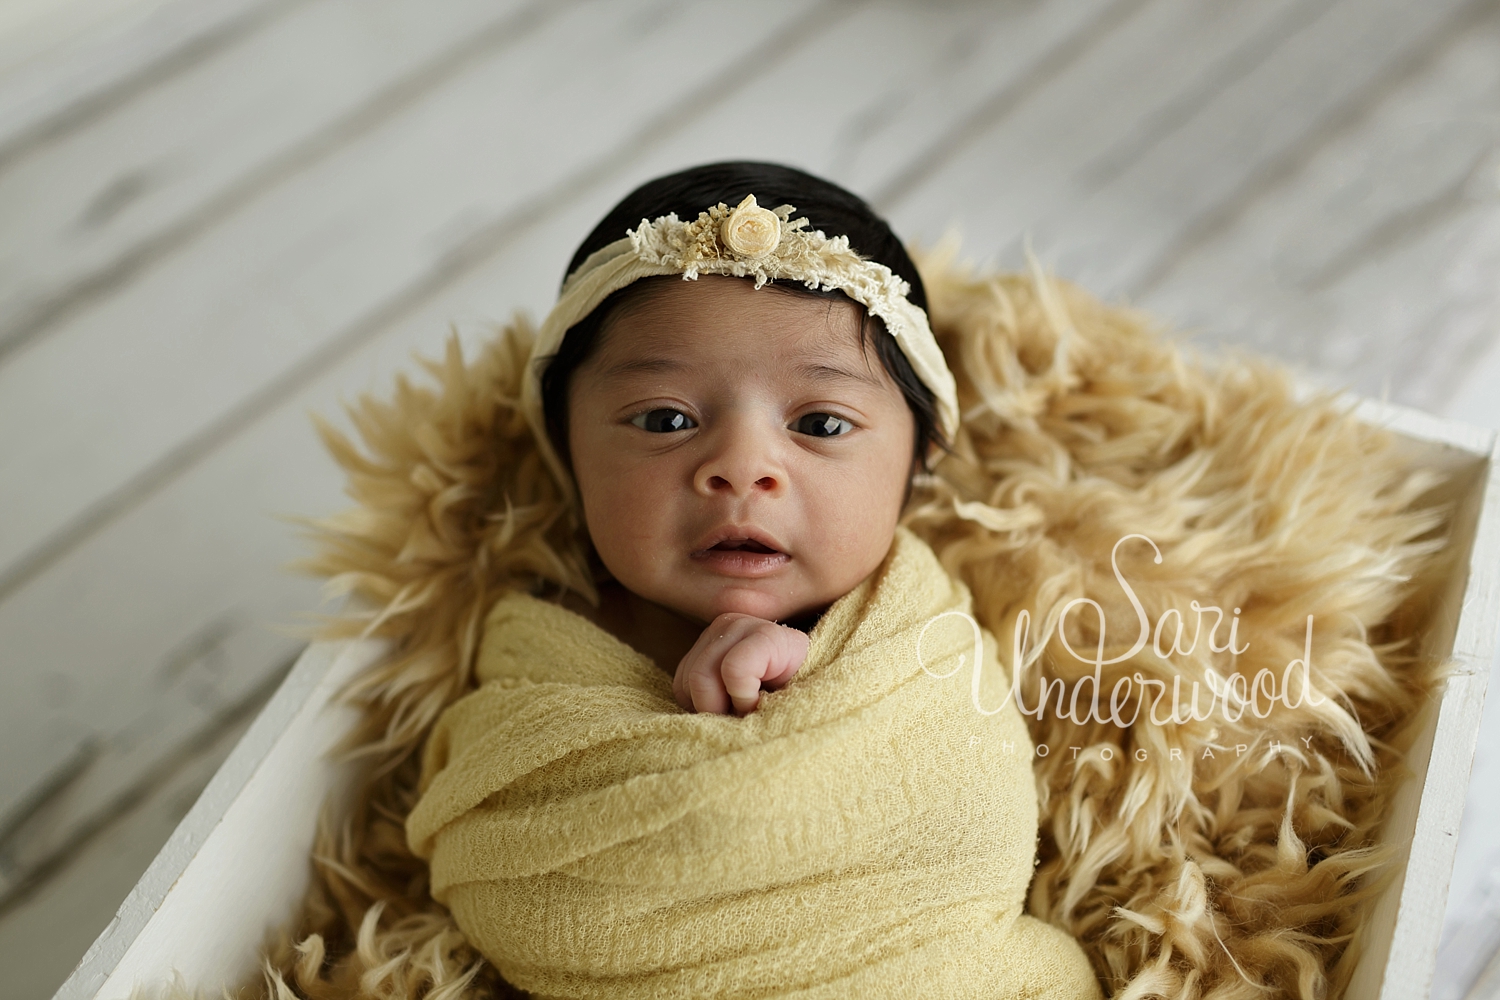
[626,195,916,309]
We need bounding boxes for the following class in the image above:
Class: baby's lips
[690,546,790,579]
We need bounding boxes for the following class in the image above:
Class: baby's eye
[630,408,696,433]
[793,413,854,438]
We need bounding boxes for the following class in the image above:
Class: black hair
[537,161,949,491]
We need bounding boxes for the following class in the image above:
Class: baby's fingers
[682,657,732,715]
[672,614,808,715]
[673,618,746,713]
[761,627,809,689]
[719,630,779,716]
[720,626,808,715]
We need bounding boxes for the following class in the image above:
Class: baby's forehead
[595,311,887,389]
[588,337,889,396]
[600,276,872,355]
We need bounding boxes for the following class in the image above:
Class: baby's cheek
[579,467,670,568]
[812,510,902,595]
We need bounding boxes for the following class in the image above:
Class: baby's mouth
[692,531,789,577]
[710,538,777,554]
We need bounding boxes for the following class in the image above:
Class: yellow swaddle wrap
[406,527,1102,1000]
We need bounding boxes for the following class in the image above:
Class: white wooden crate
[49,400,1500,1000]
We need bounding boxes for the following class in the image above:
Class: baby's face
[567,275,916,625]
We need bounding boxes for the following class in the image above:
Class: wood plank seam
[1303,144,1498,292]
[0,740,100,877]
[0,610,254,866]
[0,0,307,176]
[1129,0,1498,299]
[47,640,378,1000]
[869,0,1154,211]
[0,0,571,369]
[0,648,295,919]
[0,0,856,609]
[1075,0,1341,190]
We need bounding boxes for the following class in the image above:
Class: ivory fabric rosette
[718,194,781,258]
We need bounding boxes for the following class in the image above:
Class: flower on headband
[720,195,781,258]
[628,200,814,288]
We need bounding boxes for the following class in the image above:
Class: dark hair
[538,161,948,488]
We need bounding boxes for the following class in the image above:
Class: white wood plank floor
[0,1,1496,997]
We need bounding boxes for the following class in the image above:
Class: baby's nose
[700,471,778,494]
[693,424,784,497]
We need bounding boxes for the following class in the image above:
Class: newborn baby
[406,161,1103,1000]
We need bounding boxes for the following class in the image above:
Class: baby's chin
[670,583,824,627]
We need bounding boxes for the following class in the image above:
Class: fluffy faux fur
[252,253,1452,1000]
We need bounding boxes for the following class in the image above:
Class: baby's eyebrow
[596,356,687,383]
[794,360,886,390]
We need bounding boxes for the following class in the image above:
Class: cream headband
[520,195,960,503]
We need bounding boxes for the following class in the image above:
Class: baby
[407,160,1102,1000]
[534,163,951,718]
[518,165,953,721]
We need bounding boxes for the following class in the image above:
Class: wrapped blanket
[405,526,1102,1000]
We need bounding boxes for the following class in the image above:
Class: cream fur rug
[257,255,1452,1000]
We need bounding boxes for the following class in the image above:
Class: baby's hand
[672,613,810,716]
